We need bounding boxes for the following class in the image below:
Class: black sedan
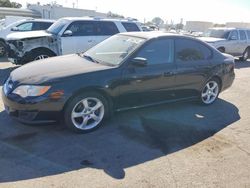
[2,32,235,133]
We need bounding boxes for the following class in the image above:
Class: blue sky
[16,0,250,23]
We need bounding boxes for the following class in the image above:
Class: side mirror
[131,57,147,67]
[63,30,73,36]
[229,35,237,40]
[11,27,19,31]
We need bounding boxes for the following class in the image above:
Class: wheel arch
[210,75,223,91]
[0,38,6,43]
[63,87,114,117]
[29,47,57,56]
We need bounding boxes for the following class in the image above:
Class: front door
[118,38,177,109]
[61,21,96,55]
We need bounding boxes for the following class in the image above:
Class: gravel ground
[0,58,250,188]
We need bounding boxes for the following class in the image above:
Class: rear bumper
[221,71,235,92]
[2,89,65,124]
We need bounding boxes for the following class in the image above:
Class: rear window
[122,22,140,32]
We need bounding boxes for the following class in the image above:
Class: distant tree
[176,23,184,30]
[213,23,226,27]
[107,11,124,19]
[152,17,164,27]
[0,0,22,8]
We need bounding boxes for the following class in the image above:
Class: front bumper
[2,89,65,124]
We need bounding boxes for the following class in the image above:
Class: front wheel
[64,92,109,133]
[200,79,220,105]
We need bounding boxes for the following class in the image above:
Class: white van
[6,17,142,64]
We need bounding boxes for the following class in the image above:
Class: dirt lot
[0,57,250,188]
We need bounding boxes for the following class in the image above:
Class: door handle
[163,71,176,77]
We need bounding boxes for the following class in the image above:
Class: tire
[217,47,225,53]
[239,47,249,61]
[30,49,55,62]
[0,41,7,57]
[64,92,109,133]
[200,78,220,105]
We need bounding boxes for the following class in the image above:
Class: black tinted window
[66,21,95,36]
[175,39,212,61]
[136,39,173,65]
[247,30,250,39]
[39,22,53,30]
[230,30,239,40]
[239,30,247,40]
[96,21,119,35]
[122,22,140,32]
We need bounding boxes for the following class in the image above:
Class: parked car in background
[2,32,235,133]
[200,28,250,61]
[6,17,142,64]
[0,18,54,57]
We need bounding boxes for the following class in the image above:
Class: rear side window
[95,21,119,36]
[136,39,174,65]
[175,39,212,62]
[239,30,247,40]
[39,22,53,30]
[122,22,140,32]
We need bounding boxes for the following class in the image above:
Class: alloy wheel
[71,97,105,130]
[201,81,219,104]
[0,46,5,56]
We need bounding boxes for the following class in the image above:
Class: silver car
[200,28,250,61]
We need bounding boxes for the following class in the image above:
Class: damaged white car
[6,17,142,64]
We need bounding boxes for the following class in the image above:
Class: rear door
[174,38,213,98]
[226,30,240,56]
[118,38,176,108]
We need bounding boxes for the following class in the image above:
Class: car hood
[10,54,113,84]
[6,30,52,40]
[198,37,226,43]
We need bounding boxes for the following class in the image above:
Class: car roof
[61,17,139,23]
[22,18,55,23]
[119,31,192,40]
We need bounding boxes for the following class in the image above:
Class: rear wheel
[0,41,6,57]
[240,47,249,61]
[64,92,109,133]
[200,78,220,105]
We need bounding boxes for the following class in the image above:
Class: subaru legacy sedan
[2,32,235,133]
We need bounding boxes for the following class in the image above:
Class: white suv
[6,17,142,64]
[0,19,54,57]
[200,28,250,61]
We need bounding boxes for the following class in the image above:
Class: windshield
[47,19,68,35]
[84,35,146,66]
[204,29,230,39]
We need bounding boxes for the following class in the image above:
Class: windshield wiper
[82,54,100,64]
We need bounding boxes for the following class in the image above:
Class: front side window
[66,21,95,36]
[229,30,239,40]
[85,35,145,66]
[17,22,33,31]
[175,39,212,62]
[122,22,140,32]
[239,30,247,40]
[135,39,173,65]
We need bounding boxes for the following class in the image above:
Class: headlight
[12,85,51,98]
